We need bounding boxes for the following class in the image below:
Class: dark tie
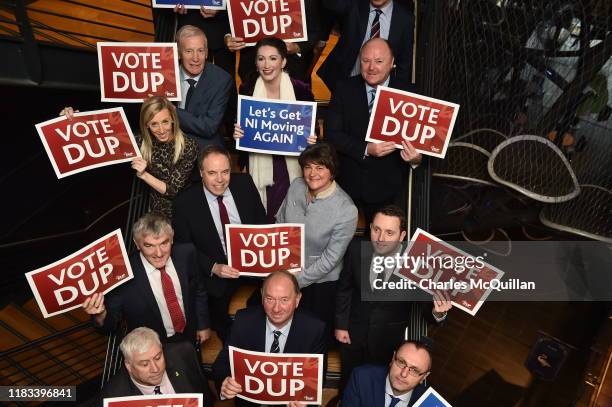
[184,78,197,109]
[370,9,382,38]
[159,266,186,333]
[388,396,401,407]
[368,88,377,114]
[154,385,162,395]
[270,330,282,353]
[217,195,230,244]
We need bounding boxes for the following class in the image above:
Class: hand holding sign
[366,141,396,157]
[212,263,241,278]
[400,140,423,165]
[221,376,243,400]
[82,292,107,326]
[225,35,247,51]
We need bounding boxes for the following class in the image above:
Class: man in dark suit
[317,0,414,92]
[335,205,450,392]
[173,144,267,340]
[101,327,213,407]
[342,340,430,407]
[176,25,233,149]
[325,38,423,225]
[212,270,326,407]
[83,213,211,344]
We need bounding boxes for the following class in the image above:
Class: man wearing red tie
[83,213,211,345]
[172,145,267,341]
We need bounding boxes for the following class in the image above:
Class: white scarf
[249,72,302,207]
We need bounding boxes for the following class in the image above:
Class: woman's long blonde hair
[139,96,185,164]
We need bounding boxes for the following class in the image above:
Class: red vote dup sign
[26,230,133,318]
[103,394,203,407]
[366,86,460,158]
[97,42,181,102]
[226,224,304,276]
[227,0,307,46]
[35,107,140,178]
[230,346,323,405]
[394,228,504,316]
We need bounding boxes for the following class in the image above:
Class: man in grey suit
[176,25,233,148]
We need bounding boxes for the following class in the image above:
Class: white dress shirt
[131,371,175,395]
[141,253,185,337]
[264,317,293,353]
[203,186,242,255]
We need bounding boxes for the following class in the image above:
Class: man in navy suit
[176,25,233,149]
[173,145,267,340]
[212,271,326,407]
[325,38,423,225]
[317,0,414,92]
[83,213,211,345]
[342,340,431,407]
[101,327,213,406]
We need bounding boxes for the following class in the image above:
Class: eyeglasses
[393,356,429,377]
[148,119,173,131]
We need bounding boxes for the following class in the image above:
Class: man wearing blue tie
[342,340,431,406]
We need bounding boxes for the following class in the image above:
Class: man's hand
[220,377,242,399]
[173,4,188,14]
[307,134,317,145]
[367,141,396,157]
[82,293,107,326]
[286,42,301,55]
[288,402,306,407]
[200,7,218,18]
[400,140,422,165]
[212,263,240,278]
[196,328,212,344]
[335,329,351,344]
[432,290,452,318]
[225,35,246,52]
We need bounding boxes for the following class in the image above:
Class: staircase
[0,299,106,391]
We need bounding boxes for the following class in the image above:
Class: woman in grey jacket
[276,143,358,337]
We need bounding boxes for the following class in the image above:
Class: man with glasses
[335,205,450,394]
[342,340,431,406]
[211,270,326,406]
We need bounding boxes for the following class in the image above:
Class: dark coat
[317,0,414,91]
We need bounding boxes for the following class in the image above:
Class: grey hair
[176,24,208,50]
[120,327,161,362]
[132,212,174,242]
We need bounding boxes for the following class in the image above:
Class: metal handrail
[0,321,91,358]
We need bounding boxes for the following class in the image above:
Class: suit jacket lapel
[375,369,388,406]
[168,366,190,393]
[357,1,370,47]
[388,3,402,46]
[134,256,165,328]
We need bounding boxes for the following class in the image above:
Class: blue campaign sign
[152,0,225,10]
[413,388,453,407]
[237,95,317,156]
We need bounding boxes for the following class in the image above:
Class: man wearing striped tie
[317,0,414,92]
[212,271,326,407]
[326,38,423,226]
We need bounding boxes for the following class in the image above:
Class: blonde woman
[61,97,198,218]
[133,96,198,218]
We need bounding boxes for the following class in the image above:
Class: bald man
[212,271,326,407]
[325,38,423,225]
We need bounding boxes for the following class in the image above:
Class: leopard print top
[145,135,198,219]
